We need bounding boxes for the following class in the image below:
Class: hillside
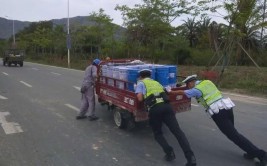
[0,18,31,39]
[0,16,126,40]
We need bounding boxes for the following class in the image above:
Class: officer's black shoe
[243,153,255,160]
[185,156,197,166]
[88,115,99,121]
[255,154,267,166]
[76,115,87,120]
[164,151,176,161]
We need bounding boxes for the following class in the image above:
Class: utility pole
[5,16,16,47]
[12,19,15,45]
[261,0,266,47]
[67,0,71,68]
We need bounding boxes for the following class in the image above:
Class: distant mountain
[0,16,126,40]
[0,18,31,39]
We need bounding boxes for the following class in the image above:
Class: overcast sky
[1,0,227,26]
[0,0,142,25]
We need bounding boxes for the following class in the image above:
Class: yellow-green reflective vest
[141,78,165,104]
[195,80,222,108]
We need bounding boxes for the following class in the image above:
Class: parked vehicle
[3,49,25,67]
[95,59,191,130]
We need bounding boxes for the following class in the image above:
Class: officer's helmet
[93,59,101,65]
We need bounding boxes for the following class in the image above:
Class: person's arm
[80,66,90,93]
[135,82,145,102]
[168,90,185,95]
[92,65,97,78]
[81,65,96,92]
[171,88,202,99]
[136,93,143,102]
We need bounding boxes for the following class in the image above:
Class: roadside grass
[25,56,267,98]
[26,56,88,70]
[179,65,267,98]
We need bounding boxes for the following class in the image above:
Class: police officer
[135,69,196,166]
[76,58,101,121]
[170,74,267,166]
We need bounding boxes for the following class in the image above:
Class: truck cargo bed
[95,59,191,129]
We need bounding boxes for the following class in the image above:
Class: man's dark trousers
[149,102,194,159]
[212,108,265,159]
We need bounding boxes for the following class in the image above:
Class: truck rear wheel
[113,109,135,130]
[114,110,127,129]
[3,61,6,66]
[20,62,23,67]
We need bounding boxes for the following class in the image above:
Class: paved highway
[0,62,267,166]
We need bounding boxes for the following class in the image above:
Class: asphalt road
[0,61,267,166]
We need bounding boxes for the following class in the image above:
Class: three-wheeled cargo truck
[3,49,25,67]
[95,59,191,130]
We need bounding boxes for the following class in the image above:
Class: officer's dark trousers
[212,108,266,160]
[149,103,194,159]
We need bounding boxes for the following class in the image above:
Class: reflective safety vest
[141,78,165,104]
[195,80,222,108]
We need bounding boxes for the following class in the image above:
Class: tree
[116,0,178,61]
[179,17,199,47]
[88,8,117,57]
[195,0,267,64]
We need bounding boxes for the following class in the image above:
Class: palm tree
[223,0,267,65]
[181,17,199,47]
[197,16,212,48]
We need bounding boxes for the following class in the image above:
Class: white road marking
[92,144,99,150]
[65,104,79,112]
[0,112,23,135]
[50,72,61,76]
[54,112,65,119]
[19,81,32,87]
[145,154,151,157]
[0,95,8,100]
[191,104,199,107]
[32,68,39,70]
[73,86,81,91]
[2,72,8,76]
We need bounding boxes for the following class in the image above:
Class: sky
[1,0,227,26]
[0,0,142,26]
